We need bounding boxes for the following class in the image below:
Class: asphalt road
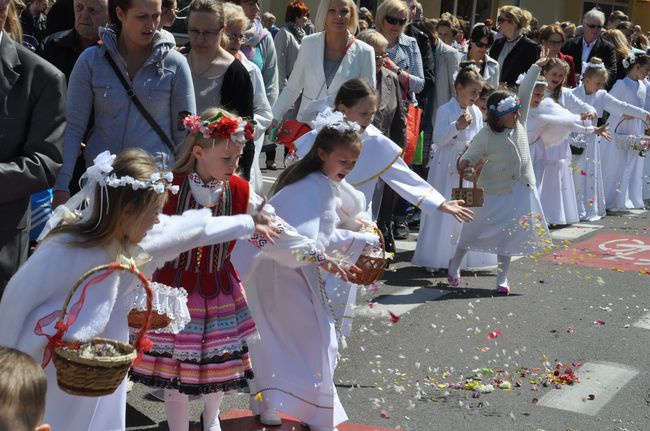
[126,162,650,431]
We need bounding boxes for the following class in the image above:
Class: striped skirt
[130,267,257,395]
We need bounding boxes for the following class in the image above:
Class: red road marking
[544,233,650,272]
[220,409,398,431]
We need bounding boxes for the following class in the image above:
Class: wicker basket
[613,118,650,152]
[127,309,171,330]
[354,228,388,286]
[53,263,153,397]
[451,156,484,207]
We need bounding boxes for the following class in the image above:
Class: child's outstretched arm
[519,51,549,124]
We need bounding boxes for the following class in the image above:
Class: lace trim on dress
[129,372,254,395]
[124,282,191,333]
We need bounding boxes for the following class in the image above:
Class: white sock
[201,391,225,431]
[164,389,190,431]
[497,255,511,286]
[448,247,468,277]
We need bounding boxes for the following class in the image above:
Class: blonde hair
[602,29,631,60]
[375,0,408,34]
[356,28,388,51]
[314,0,358,33]
[175,107,241,174]
[0,346,47,431]
[582,57,609,80]
[48,149,167,248]
[498,5,532,31]
[4,0,24,43]
[221,2,249,49]
[188,0,224,28]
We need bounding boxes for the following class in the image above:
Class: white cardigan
[272,32,376,122]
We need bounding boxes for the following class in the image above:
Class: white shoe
[259,409,282,426]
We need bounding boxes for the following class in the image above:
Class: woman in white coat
[571,59,650,220]
[271,0,376,123]
[462,24,500,86]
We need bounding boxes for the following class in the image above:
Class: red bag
[401,74,423,165]
[274,120,312,153]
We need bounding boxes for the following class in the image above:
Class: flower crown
[183,112,255,145]
[88,151,179,195]
[489,96,521,118]
[312,109,361,134]
[622,54,636,70]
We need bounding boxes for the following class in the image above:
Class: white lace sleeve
[124,282,191,334]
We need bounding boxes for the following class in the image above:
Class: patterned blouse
[386,33,425,106]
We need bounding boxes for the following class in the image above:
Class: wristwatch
[396,67,402,76]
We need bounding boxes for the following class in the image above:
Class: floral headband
[183,112,255,145]
[489,96,521,118]
[312,108,362,134]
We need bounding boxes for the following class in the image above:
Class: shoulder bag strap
[104,51,177,155]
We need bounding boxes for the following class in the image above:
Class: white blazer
[272,32,376,122]
[461,52,500,86]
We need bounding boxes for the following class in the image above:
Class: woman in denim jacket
[53,0,196,205]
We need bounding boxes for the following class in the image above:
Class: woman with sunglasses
[463,23,500,86]
[375,0,424,108]
[185,0,255,180]
[489,5,540,87]
[271,0,375,124]
[539,24,577,87]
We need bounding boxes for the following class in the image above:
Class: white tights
[449,248,512,286]
[164,389,224,431]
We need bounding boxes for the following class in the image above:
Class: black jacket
[490,35,540,87]
[20,9,48,46]
[561,36,618,89]
[405,22,434,109]
[0,35,65,292]
[40,29,88,82]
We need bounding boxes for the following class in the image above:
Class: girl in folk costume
[526,74,611,219]
[448,59,553,295]
[412,65,496,271]
[601,54,650,209]
[236,121,380,431]
[533,57,598,226]
[0,149,278,431]
[572,58,650,220]
[130,108,339,431]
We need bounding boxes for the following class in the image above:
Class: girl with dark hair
[52,0,196,208]
[413,65,497,272]
[534,57,597,226]
[239,120,380,431]
[571,58,649,220]
[448,57,552,295]
[463,24,500,85]
[601,54,650,209]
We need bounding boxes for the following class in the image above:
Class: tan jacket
[461,64,541,195]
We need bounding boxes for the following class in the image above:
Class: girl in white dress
[448,59,552,294]
[601,54,650,209]
[535,58,597,226]
[0,149,280,431]
[240,122,379,431]
[572,58,650,219]
[412,66,496,271]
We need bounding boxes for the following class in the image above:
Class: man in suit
[561,8,617,89]
[0,15,66,297]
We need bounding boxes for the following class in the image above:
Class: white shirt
[581,38,596,65]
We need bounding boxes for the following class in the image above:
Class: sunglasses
[585,23,603,29]
[375,53,388,61]
[384,15,407,26]
[497,16,513,24]
[548,39,564,46]
[474,40,492,48]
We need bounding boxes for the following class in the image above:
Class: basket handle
[456,153,478,188]
[37,262,153,367]
[614,117,650,134]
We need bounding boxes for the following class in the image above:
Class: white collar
[582,37,596,48]
[188,171,223,207]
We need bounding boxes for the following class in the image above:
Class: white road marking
[395,239,417,251]
[355,286,448,317]
[632,312,650,330]
[550,224,603,241]
[262,175,276,184]
[538,361,638,416]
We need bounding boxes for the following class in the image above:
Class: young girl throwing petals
[412,65,496,271]
[237,119,379,431]
[448,58,553,295]
[0,148,278,431]
[572,58,650,220]
[130,108,341,431]
[535,58,598,226]
[600,54,650,210]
